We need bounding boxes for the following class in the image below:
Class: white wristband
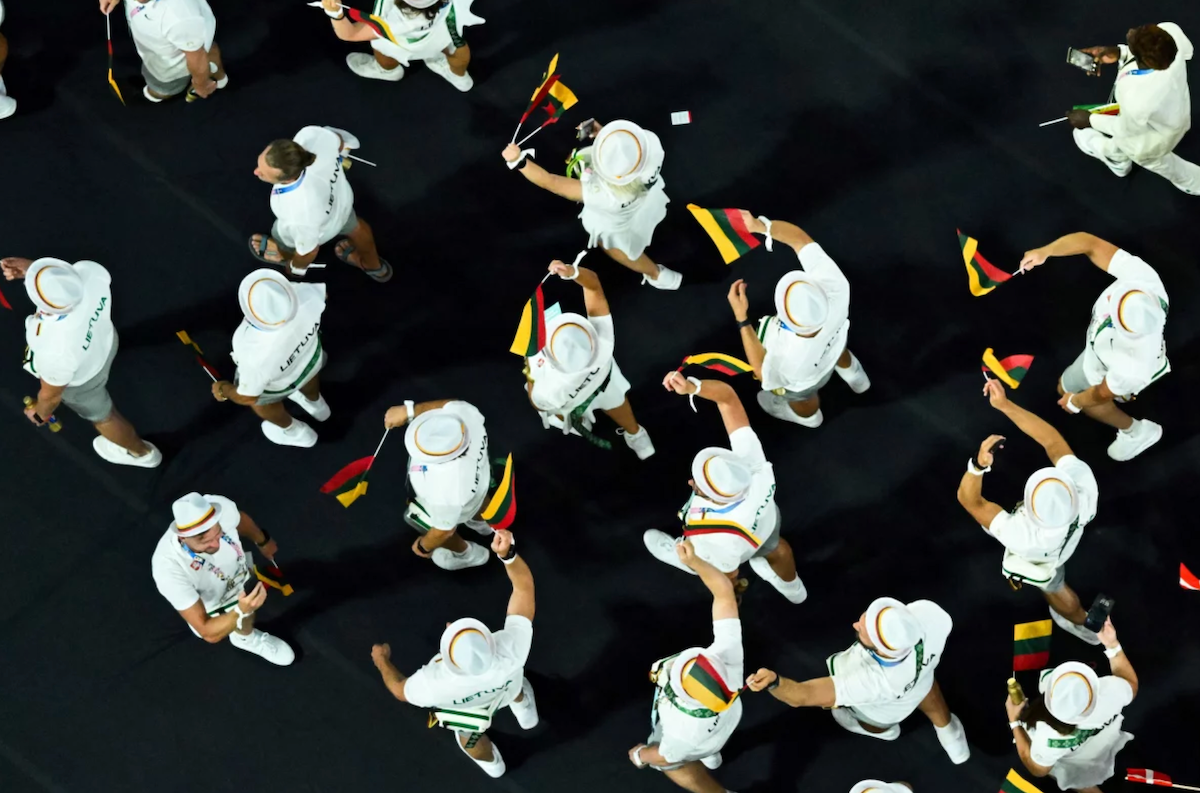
[404,400,415,424]
[632,746,647,769]
[686,377,702,413]
[757,216,774,252]
[1104,643,1123,659]
[233,604,248,630]
[1009,720,1022,731]
[507,148,536,170]
[967,458,991,476]
[1065,395,1082,414]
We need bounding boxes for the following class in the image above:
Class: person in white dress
[98,0,228,102]
[523,259,655,459]
[1068,23,1197,195]
[644,372,807,605]
[1019,233,1168,461]
[1006,618,1137,793]
[151,492,295,665]
[746,596,971,765]
[629,540,744,793]
[370,530,538,778]
[958,380,1105,646]
[0,0,16,119]
[501,120,683,290]
[382,397,495,571]
[321,0,483,90]
[210,269,330,448]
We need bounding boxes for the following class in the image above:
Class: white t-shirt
[408,401,490,529]
[125,0,217,83]
[23,262,116,387]
[527,314,616,413]
[828,601,952,726]
[681,427,778,572]
[404,615,534,711]
[655,619,744,764]
[1081,250,1170,397]
[986,456,1098,565]
[231,283,326,398]
[269,127,355,256]
[1028,677,1134,784]
[760,244,852,393]
[151,495,251,614]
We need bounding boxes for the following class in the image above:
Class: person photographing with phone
[1066,23,1197,195]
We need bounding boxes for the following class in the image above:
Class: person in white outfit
[151,492,296,665]
[644,372,807,606]
[502,120,682,290]
[0,0,16,119]
[211,269,329,448]
[1019,233,1168,461]
[959,380,1105,646]
[523,259,655,459]
[746,596,971,765]
[849,783,912,793]
[630,540,743,793]
[320,0,483,91]
[1006,618,1137,793]
[1068,23,1196,195]
[3,256,162,467]
[98,0,228,102]
[724,211,869,429]
[382,398,495,571]
[371,530,538,778]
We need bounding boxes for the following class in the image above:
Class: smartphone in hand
[1067,48,1098,74]
[1084,593,1115,632]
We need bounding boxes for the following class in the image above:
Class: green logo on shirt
[81,296,107,352]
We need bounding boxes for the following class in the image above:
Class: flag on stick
[480,453,517,530]
[514,80,579,146]
[1000,769,1044,793]
[176,330,222,381]
[678,353,755,376]
[687,205,760,264]
[512,54,562,142]
[1074,103,1120,115]
[983,348,1034,389]
[320,429,390,507]
[1126,770,1186,788]
[1013,619,1052,671]
[106,13,126,105]
[509,284,547,357]
[1181,563,1200,591]
[959,230,1012,296]
[255,562,294,596]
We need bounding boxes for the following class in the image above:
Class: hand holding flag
[480,454,517,530]
[106,12,126,105]
[511,54,578,146]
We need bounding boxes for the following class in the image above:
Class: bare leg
[915,679,952,728]
[857,719,892,734]
[344,220,383,272]
[373,49,402,71]
[444,44,471,76]
[0,32,9,74]
[93,409,151,456]
[836,348,853,368]
[425,527,469,554]
[661,761,728,793]
[207,42,227,81]
[602,398,641,434]
[1044,583,1088,624]
[251,402,294,429]
[603,246,660,279]
[787,394,821,418]
[298,374,321,401]
[458,731,495,763]
[764,537,799,581]
[1057,378,1133,430]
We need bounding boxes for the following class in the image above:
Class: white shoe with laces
[642,264,683,290]
[229,629,295,666]
[431,541,490,571]
[831,707,900,740]
[459,739,506,777]
[423,54,474,91]
[756,391,823,427]
[619,426,655,459]
[834,352,871,393]
[287,391,331,422]
[935,714,970,764]
[261,418,318,448]
[92,437,163,468]
[1107,419,1162,461]
[346,52,405,81]
[509,678,539,729]
[1049,607,1102,646]
[643,530,695,573]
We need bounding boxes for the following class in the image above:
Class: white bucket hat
[1039,661,1098,724]
[849,783,908,793]
[1112,285,1165,340]
[544,313,598,373]
[593,120,652,186]
[440,618,496,676]
[1023,468,1079,530]
[774,271,829,333]
[404,408,470,464]
[404,0,441,7]
[668,648,738,713]
[865,597,923,659]
[26,258,84,315]
[238,269,297,330]
[170,492,224,538]
[690,448,752,504]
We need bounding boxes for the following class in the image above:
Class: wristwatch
[767,676,781,691]
[255,529,272,547]
[736,317,753,329]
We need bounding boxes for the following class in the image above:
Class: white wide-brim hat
[690,448,752,504]
[26,258,84,315]
[865,597,922,659]
[593,120,652,186]
[544,312,599,373]
[238,269,297,329]
[1040,661,1099,724]
[1023,467,1079,530]
[404,408,470,465]
[667,647,736,713]
[170,492,224,538]
[440,618,497,676]
[849,782,909,793]
[1111,285,1166,340]
[774,271,829,333]
[404,0,441,7]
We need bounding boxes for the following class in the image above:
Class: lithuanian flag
[682,655,740,713]
[982,348,1034,389]
[1000,769,1044,793]
[1074,103,1120,115]
[538,81,577,122]
[509,285,547,357]
[522,54,560,119]
[959,229,1012,296]
[320,456,374,507]
[348,6,398,45]
[679,353,755,377]
[1013,619,1052,671]
[480,453,516,530]
[688,205,760,264]
[255,562,294,596]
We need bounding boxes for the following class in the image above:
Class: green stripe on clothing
[261,336,323,395]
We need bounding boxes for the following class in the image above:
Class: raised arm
[383,398,455,429]
[549,260,609,318]
[493,531,534,622]
[956,434,1006,528]
[735,210,814,254]
[727,280,765,379]
[1098,618,1138,698]
[745,669,837,708]
[1019,232,1118,273]
[662,373,750,435]
[502,145,584,202]
[322,0,379,42]
[984,380,1072,463]
[675,540,737,621]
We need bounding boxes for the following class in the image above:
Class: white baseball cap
[404,409,470,464]
[170,492,224,538]
[774,271,829,333]
[26,258,84,315]
[440,618,496,676]
[544,313,598,373]
[690,448,752,504]
[1023,468,1079,530]
[1040,661,1098,724]
[592,120,650,186]
[864,597,923,659]
[238,269,297,329]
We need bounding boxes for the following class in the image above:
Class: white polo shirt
[23,262,115,387]
[655,619,744,764]
[986,456,1098,566]
[680,427,778,573]
[827,600,952,726]
[760,243,852,394]
[125,0,217,83]
[527,314,617,413]
[403,615,533,712]
[408,401,490,530]
[151,495,251,614]
[1081,250,1170,397]
[269,126,355,257]
[1028,677,1134,787]
[231,283,326,398]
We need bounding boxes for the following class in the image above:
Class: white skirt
[1048,729,1134,790]
[579,184,669,261]
[538,360,631,432]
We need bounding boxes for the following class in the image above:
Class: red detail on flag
[533,285,547,351]
[693,654,735,699]
[1126,769,1172,786]
[0,286,11,310]
[107,41,114,56]
[998,354,1035,372]
[1182,563,1200,590]
[195,355,221,380]
[521,74,560,124]
[974,249,1011,284]
[488,498,516,531]
[346,7,385,38]
[1013,652,1051,671]
[542,101,557,117]
[320,457,374,493]
[722,209,760,249]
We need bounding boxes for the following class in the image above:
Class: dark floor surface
[1,1,1198,791]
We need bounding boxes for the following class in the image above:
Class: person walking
[98,0,228,102]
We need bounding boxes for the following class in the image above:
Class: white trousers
[1074,128,1200,195]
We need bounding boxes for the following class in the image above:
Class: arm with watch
[500,144,584,202]
[956,434,1006,529]
[744,668,837,708]
[494,530,534,621]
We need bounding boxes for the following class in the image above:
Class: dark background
[0,1,1197,791]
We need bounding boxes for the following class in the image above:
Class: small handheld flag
[512,54,560,142]
[509,285,547,357]
[480,453,517,530]
[1013,619,1052,671]
[512,54,578,147]
[687,205,760,264]
[1000,769,1044,793]
[106,13,126,106]
[678,353,755,377]
[255,561,294,596]
[176,330,222,382]
[1126,770,1195,789]
[982,348,1034,389]
[959,230,1012,296]
[1039,103,1120,127]
[1181,563,1200,591]
[320,429,390,507]
[306,2,397,44]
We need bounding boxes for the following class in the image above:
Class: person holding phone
[150,492,295,665]
[1066,23,1197,195]
[1005,619,1137,793]
[957,380,1103,646]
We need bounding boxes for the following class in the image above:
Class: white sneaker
[461,740,506,777]
[431,541,490,571]
[346,52,405,82]
[1107,419,1162,461]
[834,352,871,394]
[261,418,318,448]
[641,264,683,290]
[229,629,295,666]
[463,518,494,537]
[619,426,656,459]
[423,54,474,91]
[1049,607,1102,646]
[756,391,823,427]
[643,529,695,573]
[287,391,331,422]
[208,60,229,90]
[1073,128,1133,177]
[92,437,163,468]
[831,707,900,740]
[510,678,539,729]
[935,714,970,764]
[748,556,808,604]
[700,753,722,769]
